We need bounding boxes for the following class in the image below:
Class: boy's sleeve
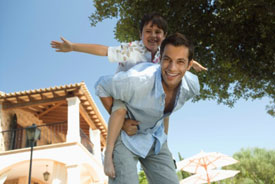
[108,42,129,63]
[107,41,148,63]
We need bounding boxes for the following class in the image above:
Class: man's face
[161,44,193,90]
[140,21,166,54]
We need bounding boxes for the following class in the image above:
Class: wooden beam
[79,104,97,130]
[2,95,72,109]
[38,101,66,118]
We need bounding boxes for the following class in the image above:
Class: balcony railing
[0,122,94,154]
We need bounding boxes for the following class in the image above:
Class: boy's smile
[140,21,166,55]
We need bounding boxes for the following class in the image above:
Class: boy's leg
[139,141,179,184]
[109,135,139,184]
[100,96,113,114]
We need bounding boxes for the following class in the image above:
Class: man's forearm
[72,43,108,56]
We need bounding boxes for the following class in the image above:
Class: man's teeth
[167,72,178,77]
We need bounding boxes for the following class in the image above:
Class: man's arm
[191,60,207,72]
[51,37,108,56]
[95,73,135,103]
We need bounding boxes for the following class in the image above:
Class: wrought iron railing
[80,129,94,154]
[0,122,94,154]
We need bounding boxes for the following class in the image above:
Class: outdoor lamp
[26,124,41,184]
[43,165,50,182]
[26,124,41,142]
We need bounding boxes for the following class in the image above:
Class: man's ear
[187,59,193,70]
[139,31,142,40]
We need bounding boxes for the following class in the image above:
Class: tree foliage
[224,148,275,184]
[90,0,275,116]
[138,170,148,184]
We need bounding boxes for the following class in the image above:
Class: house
[0,82,108,184]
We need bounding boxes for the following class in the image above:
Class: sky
[1,0,274,161]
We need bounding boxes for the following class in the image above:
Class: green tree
[138,170,148,184]
[90,0,275,117]
[177,152,192,180]
[224,148,275,184]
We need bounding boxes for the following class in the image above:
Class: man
[95,32,200,184]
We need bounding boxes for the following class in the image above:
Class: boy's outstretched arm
[51,37,108,56]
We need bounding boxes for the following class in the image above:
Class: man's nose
[168,61,177,71]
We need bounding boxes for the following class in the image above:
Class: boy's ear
[139,31,142,39]
[187,60,193,70]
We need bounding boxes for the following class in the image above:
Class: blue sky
[1,0,274,160]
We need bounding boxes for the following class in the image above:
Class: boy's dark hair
[139,12,168,35]
[160,33,194,62]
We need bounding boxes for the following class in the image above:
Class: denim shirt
[95,63,200,158]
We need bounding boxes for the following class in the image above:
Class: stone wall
[0,107,43,152]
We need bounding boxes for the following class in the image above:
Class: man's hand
[192,60,207,72]
[122,119,139,136]
[51,37,73,52]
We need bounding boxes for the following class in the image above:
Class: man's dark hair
[160,33,194,62]
[139,12,168,35]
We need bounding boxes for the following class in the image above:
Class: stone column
[52,162,66,184]
[0,103,4,152]
[17,176,27,184]
[90,129,102,161]
[0,172,8,184]
[66,164,81,184]
[66,97,80,143]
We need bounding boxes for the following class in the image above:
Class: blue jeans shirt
[95,63,200,158]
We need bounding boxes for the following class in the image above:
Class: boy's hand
[122,119,139,136]
[192,60,208,72]
[51,37,73,52]
[104,155,116,178]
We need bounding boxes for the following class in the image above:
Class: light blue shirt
[95,63,200,158]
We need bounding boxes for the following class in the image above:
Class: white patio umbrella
[177,151,238,174]
[180,169,239,184]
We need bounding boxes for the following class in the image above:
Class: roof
[0,82,107,144]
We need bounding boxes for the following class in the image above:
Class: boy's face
[140,21,166,54]
[161,44,193,90]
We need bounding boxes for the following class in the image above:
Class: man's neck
[162,80,180,114]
